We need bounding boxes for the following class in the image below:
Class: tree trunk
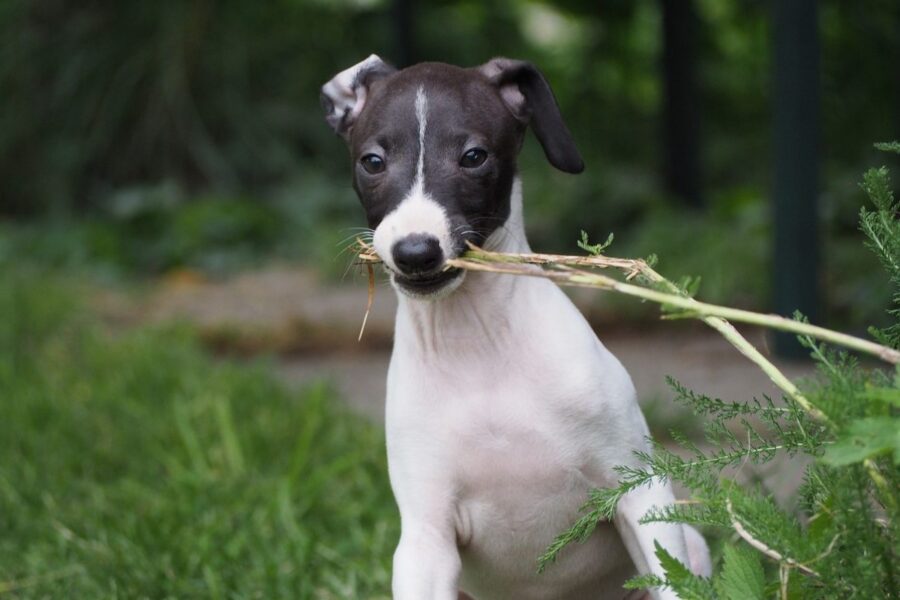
[392,0,416,68]
[661,0,703,208]
[772,0,821,357]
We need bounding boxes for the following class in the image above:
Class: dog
[322,55,711,600]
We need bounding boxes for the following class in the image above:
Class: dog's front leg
[392,519,461,600]
[613,480,691,600]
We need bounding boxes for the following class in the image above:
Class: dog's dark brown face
[321,56,583,298]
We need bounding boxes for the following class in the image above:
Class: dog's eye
[460,148,487,168]
[360,154,385,174]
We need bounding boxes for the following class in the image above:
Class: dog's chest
[387,361,634,597]
[451,391,599,555]
[384,281,641,597]
[450,376,588,492]
[385,280,635,504]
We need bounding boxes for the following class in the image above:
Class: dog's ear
[321,54,397,140]
[478,58,584,174]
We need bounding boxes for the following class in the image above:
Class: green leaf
[652,541,716,600]
[874,141,900,154]
[715,543,766,600]
[537,505,605,573]
[623,573,667,590]
[860,167,895,213]
[805,499,835,549]
[863,384,900,407]
[822,417,900,466]
[577,230,614,255]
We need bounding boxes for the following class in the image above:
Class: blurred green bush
[2,0,897,216]
[0,0,898,323]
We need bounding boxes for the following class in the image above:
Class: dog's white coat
[332,69,711,599]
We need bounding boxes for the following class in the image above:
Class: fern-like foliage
[577,230,615,255]
[540,145,900,598]
[860,144,900,348]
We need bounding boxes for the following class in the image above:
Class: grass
[0,267,398,598]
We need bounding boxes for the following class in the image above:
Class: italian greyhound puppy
[321,55,711,600]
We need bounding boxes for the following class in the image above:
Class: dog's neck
[481,176,531,255]
[394,177,536,359]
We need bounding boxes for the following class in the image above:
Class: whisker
[335,231,373,248]
[334,232,378,264]
[340,255,361,282]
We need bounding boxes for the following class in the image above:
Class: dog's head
[321,55,583,299]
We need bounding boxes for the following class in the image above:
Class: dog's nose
[392,234,443,275]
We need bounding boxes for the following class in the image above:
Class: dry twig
[352,238,900,368]
[725,498,820,578]
[358,263,375,342]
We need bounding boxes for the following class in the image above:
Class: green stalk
[452,249,900,366]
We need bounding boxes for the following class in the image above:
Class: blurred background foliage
[3,3,899,595]
[1,0,899,324]
[0,267,398,597]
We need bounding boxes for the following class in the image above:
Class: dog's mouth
[393,267,464,296]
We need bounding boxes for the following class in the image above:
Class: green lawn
[0,268,398,598]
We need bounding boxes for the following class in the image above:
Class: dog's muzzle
[391,233,463,296]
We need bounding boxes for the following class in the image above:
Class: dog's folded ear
[321,54,397,140]
[478,58,584,174]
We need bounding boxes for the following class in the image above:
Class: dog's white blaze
[372,86,454,276]
[415,86,427,184]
